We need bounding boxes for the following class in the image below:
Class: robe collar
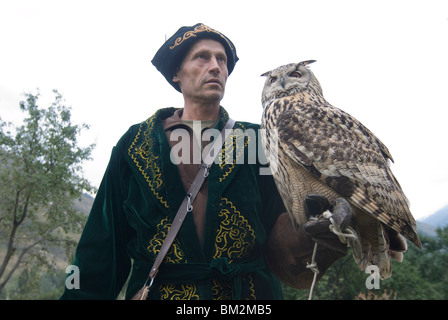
[127,106,233,212]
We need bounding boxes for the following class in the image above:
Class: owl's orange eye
[290,71,301,78]
[269,77,277,84]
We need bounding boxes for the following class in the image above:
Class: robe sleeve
[257,172,286,235]
[60,145,135,300]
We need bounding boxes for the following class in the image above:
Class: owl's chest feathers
[293,88,326,105]
[263,91,325,129]
[262,100,282,129]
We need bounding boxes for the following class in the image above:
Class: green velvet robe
[60,107,286,300]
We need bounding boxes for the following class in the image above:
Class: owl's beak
[280,77,286,89]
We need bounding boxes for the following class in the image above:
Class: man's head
[172,39,228,104]
[151,23,238,94]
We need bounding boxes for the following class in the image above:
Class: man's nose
[208,57,220,74]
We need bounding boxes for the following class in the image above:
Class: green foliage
[7,265,66,299]
[282,226,448,300]
[0,89,95,297]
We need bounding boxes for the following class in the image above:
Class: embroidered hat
[151,23,239,92]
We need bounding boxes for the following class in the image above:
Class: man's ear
[172,67,181,84]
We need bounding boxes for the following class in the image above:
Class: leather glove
[303,194,353,255]
[264,194,354,289]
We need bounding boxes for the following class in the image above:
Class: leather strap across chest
[136,117,235,299]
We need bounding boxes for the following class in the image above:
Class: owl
[260,60,421,279]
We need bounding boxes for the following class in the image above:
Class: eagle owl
[260,60,421,279]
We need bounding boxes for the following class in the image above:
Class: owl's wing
[276,100,421,248]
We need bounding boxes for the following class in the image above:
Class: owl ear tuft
[299,60,317,67]
[261,71,271,77]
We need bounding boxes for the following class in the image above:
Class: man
[60,23,348,300]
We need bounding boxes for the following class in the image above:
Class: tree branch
[0,237,46,293]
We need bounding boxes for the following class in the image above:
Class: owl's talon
[331,197,353,231]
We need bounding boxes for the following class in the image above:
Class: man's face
[173,39,228,104]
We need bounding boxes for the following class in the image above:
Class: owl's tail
[348,210,407,280]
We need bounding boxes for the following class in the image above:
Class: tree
[0,90,95,297]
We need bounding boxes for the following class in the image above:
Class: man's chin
[203,89,225,102]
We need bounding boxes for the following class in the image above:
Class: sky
[1,0,447,221]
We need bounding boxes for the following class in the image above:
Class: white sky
[1,0,447,220]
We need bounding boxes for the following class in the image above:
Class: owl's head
[261,60,322,107]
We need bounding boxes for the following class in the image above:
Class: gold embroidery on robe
[147,217,200,300]
[128,115,168,208]
[147,217,185,263]
[211,197,256,299]
[159,284,199,300]
[218,124,251,182]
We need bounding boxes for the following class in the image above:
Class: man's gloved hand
[264,194,354,289]
[303,194,353,255]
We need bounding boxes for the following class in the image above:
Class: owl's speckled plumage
[260,60,421,279]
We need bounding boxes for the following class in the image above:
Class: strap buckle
[186,193,193,212]
[202,163,211,177]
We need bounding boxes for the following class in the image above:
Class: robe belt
[140,257,267,299]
